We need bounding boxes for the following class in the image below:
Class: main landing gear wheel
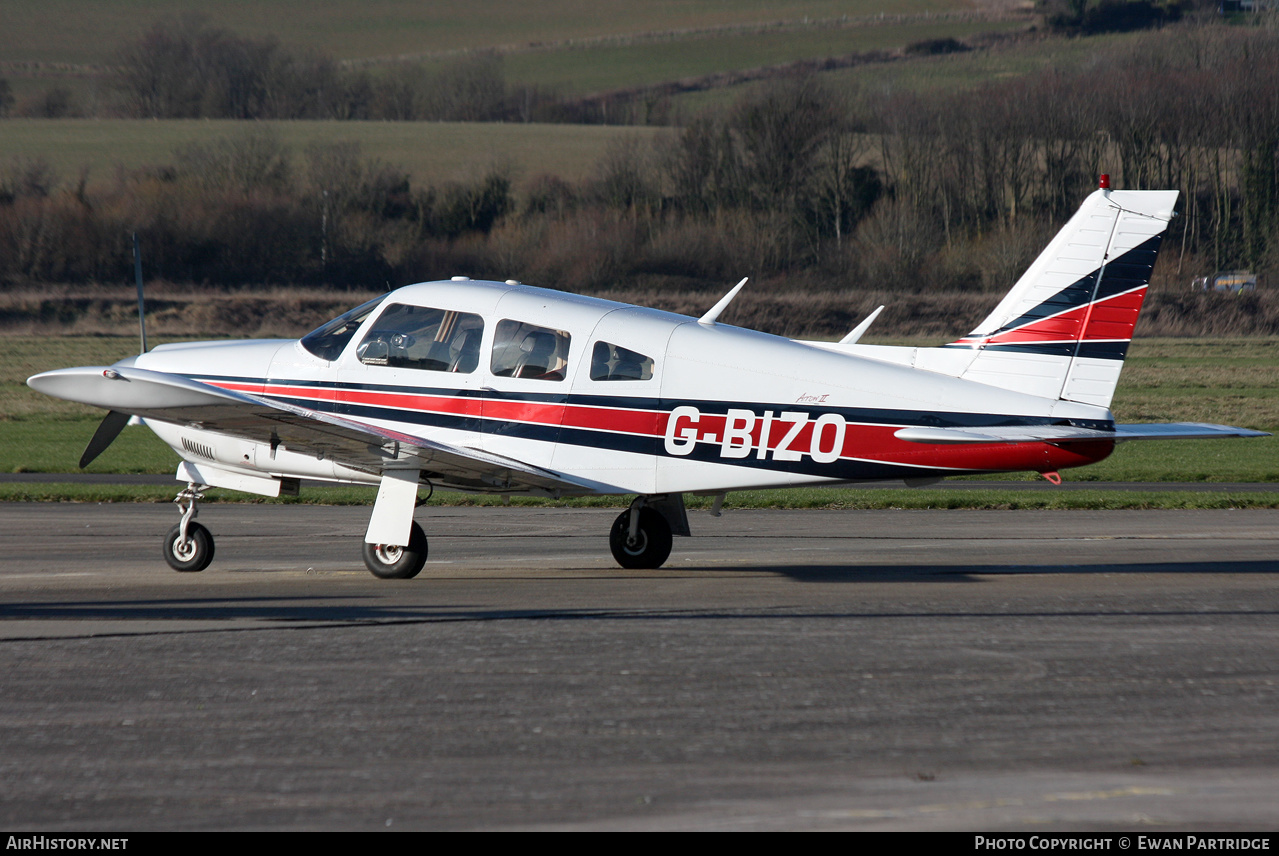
[362,521,428,579]
[609,507,672,570]
[163,522,215,572]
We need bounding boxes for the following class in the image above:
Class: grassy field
[3,336,1275,494]
[0,0,981,66]
[666,26,1138,115]
[0,119,667,191]
[1,0,1038,118]
[499,17,1028,96]
[820,29,1134,93]
[0,1,1121,197]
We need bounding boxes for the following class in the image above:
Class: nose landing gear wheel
[163,522,215,572]
[362,521,428,579]
[609,507,672,569]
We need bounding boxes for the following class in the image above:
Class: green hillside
[1,0,982,65]
[0,119,664,191]
[0,1,1028,111]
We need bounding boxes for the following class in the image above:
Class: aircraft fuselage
[122,278,1115,498]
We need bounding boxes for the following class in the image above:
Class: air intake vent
[181,437,216,461]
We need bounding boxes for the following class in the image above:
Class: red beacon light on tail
[1099,173,1110,189]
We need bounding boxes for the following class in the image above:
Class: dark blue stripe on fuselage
[193,374,1115,479]
[943,340,1131,360]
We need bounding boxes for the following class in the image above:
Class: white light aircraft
[28,180,1267,577]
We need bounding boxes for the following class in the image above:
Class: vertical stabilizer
[946,187,1178,407]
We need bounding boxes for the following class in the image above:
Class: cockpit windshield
[299,295,387,361]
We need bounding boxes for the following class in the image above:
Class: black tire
[609,508,673,569]
[163,522,215,572]
[362,521,428,579]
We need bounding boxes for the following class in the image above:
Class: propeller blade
[80,410,130,468]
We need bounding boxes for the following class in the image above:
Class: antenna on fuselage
[132,232,148,354]
[698,277,748,326]
[838,305,885,345]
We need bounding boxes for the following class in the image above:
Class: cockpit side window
[300,295,387,361]
[490,320,571,381]
[590,341,654,381]
[355,304,484,373]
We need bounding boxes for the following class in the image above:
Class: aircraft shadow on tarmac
[1,558,1276,626]
[2,598,1276,627]
[763,558,1279,583]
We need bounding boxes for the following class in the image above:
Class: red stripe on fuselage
[697,413,1112,472]
[211,380,665,438]
[203,380,1113,473]
[211,380,484,419]
[560,402,666,436]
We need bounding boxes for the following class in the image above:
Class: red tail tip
[1099,174,1110,189]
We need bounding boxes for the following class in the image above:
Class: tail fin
[946,185,1179,407]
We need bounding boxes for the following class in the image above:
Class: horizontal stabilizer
[896,422,1269,445]
[1112,422,1270,441]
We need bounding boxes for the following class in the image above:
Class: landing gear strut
[609,502,673,569]
[163,483,215,572]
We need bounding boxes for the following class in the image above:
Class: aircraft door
[553,308,673,494]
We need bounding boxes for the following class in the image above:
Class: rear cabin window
[355,304,484,373]
[590,342,654,381]
[490,320,571,381]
